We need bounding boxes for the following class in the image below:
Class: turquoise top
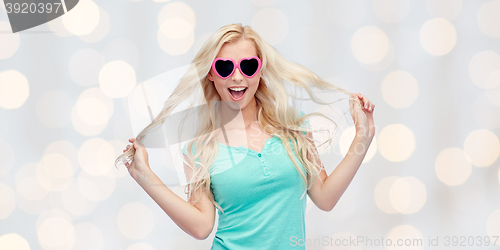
[181,111,309,249]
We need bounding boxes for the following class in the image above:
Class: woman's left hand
[349,93,375,138]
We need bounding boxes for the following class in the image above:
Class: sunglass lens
[240,58,259,77]
[215,60,234,78]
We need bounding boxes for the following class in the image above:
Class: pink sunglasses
[211,56,262,79]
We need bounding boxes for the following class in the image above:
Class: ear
[207,71,214,82]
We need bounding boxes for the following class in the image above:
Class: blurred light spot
[157,2,195,28]
[373,0,410,23]
[79,138,115,176]
[158,18,194,55]
[152,0,168,2]
[362,40,395,72]
[469,51,500,89]
[486,70,500,89]
[37,90,74,128]
[128,243,155,250]
[37,216,75,248]
[103,38,140,68]
[0,21,20,59]
[390,176,426,214]
[251,8,289,45]
[69,49,105,87]
[0,70,29,109]
[99,60,137,98]
[477,0,500,38]
[0,140,15,177]
[79,6,110,43]
[72,222,104,250]
[62,0,100,36]
[425,0,463,20]
[37,153,74,192]
[117,202,155,239]
[291,26,329,66]
[435,148,472,186]
[381,71,419,109]
[374,176,399,214]
[473,92,500,129]
[71,88,113,136]
[386,225,424,250]
[0,233,30,250]
[327,0,367,29]
[78,170,116,201]
[0,182,15,219]
[486,209,500,246]
[48,9,73,37]
[464,129,500,167]
[339,126,377,163]
[76,98,109,126]
[62,182,98,216]
[419,18,456,56]
[351,26,389,64]
[379,124,415,162]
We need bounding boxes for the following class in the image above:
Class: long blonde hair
[115,23,352,214]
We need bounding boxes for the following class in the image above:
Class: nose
[231,67,244,81]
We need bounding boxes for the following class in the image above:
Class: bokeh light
[477,0,500,38]
[37,216,75,249]
[62,0,100,36]
[72,222,104,250]
[0,70,29,109]
[469,51,500,89]
[386,225,424,250]
[378,124,416,162]
[351,26,389,64]
[37,153,75,192]
[486,209,500,246]
[381,71,419,109]
[157,18,195,55]
[99,60,137,98]
[390,176,427,214]
[251,8,289,45]
[0,233,30,250]
[0,21,20,59]
[78,138,115,176]
[463,129,500,167]
[435,148,472,186]
[419,18,457,56]
[374,176,399,214]
[77,170,116,201]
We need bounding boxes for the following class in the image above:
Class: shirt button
[258,153,262,157]
[267,141,270,144]
[263,166,268,170]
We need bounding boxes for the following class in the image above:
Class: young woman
[115,23,375,249]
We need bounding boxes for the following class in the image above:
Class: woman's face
[207,38,261,111]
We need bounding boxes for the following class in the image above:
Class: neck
[219,97,258,130]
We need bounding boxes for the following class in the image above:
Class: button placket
[257,152,270,176]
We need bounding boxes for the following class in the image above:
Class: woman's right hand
[123,138,151,180]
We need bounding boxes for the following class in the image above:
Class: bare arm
[308,134,372,211]
[133,154,216,240]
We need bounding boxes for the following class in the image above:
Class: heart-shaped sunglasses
[211,56,262,79]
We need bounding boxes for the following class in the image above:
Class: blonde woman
[116,23,375,249]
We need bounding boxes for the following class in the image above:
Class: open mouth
[228,87,247,101]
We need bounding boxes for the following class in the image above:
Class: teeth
[228,87,246,91]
